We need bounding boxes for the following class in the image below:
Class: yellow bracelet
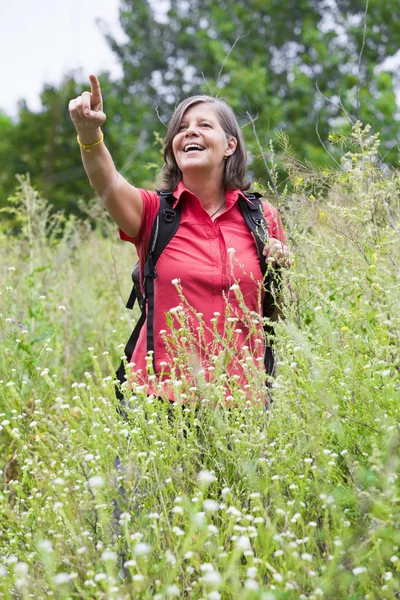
[77,132,104,152]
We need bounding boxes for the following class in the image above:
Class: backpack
[115,190,280,407]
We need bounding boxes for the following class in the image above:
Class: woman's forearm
[77,128,119,199]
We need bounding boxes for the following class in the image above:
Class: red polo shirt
[119,181,286,402]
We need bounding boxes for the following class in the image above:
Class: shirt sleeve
[118,189,161,247]
[263,202,286,244]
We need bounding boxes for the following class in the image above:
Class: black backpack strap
[238,192,278,377]
[115,191,181,409]
[238,192,269,278]
[115,310,146,413]
[144,191,181,370]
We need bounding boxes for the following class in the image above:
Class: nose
[184,124,199,137]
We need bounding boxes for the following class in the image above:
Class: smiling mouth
[183,144,205,153]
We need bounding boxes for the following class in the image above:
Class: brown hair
[161,95,250,191]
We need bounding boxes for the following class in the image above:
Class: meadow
[0,124,399,599]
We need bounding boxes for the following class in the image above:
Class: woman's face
[172,103,237,176]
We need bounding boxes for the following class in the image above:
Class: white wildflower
[101,550,117,562]
[119,512,131,523]
[247,567,257,578]
[301,553,313,562]
[245,579,259,591]
[15,562,28,576]
[390,555,399,563]
[204,571,221,586]
[194,512,206,525]
[54,573,70,585]
[169,305,183,315]
[291,512,301,523]
[273,572,283,582]
[88,476,104,489]
[236,536,251,551]
[134,542,151,556]
[203,499,219,513]
[227,506,241,517]
[198,470,216,485]
[123,560,137,568]
[200,563,215,573]
[38,540,53,553]
[165,550,176,565]
[172,505,184,515]
[352,567,367,576]
[166,584,180,596]
[208,524,219,535]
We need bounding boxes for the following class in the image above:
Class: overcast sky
[1,0,124,118]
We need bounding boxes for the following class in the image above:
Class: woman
[69,74,292,404]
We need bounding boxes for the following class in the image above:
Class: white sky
[0,0,124,119]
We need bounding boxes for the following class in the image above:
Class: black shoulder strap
[238,192,278,377]
[238,192,270,279]
[115,191,181,408]
[143,191,181,371]
[126,191,180,310]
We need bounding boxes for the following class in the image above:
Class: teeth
[184,144,204,152]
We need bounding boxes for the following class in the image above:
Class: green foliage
[0,123,399,598]
[1,1,400,218]
[106,0,400,174]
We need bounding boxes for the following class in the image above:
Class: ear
[225,136,237,158]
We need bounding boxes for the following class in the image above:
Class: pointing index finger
[89,74,102,106]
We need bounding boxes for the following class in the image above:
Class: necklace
[210,201,226,219]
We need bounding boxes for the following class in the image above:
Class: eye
[200,122,211,127]
[178,123,188,131]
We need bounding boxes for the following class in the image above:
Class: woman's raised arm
[69,74,143,237]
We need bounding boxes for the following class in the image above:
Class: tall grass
[0,125,399,599]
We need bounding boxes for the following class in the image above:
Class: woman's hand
[68,74,107,139]
[262,238,293,268]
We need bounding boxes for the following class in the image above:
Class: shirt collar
[171,180,249,209]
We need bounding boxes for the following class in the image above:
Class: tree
[103,0,399,181]
[0,70,165,214]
